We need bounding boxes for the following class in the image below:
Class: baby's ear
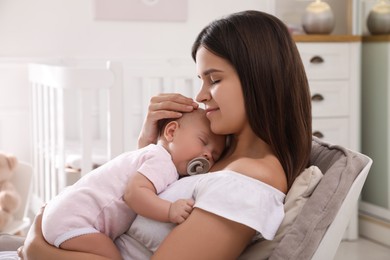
[164,121,179,142]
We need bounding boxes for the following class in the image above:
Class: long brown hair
[191,10,312,189]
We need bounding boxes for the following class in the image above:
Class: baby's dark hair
[157,109,203,137]
[157,118,177,137]
[157,109,206,137]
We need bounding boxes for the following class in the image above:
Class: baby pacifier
[186,157,210,175]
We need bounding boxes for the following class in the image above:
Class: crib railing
[29,59,198,209]
[29,62,119,205]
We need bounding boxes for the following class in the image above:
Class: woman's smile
[205,107,219,117]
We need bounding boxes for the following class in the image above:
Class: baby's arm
[124,173,194,224]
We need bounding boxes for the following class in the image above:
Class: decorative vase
[302,0,335,34]
[367,0,390,35]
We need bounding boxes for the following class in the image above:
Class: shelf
[293,34,362,43]
[363,35,390,42]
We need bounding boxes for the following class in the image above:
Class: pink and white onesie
[42,144,178,247]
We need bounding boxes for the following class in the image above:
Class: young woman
[18,10,312,260]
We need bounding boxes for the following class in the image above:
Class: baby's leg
[60,233,122,260]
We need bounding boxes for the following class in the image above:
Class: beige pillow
[239,166,323,260]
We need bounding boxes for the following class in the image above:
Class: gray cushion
[268,137,369,259]
[0,233,24,251]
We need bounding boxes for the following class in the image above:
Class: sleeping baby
[41,108,225,259]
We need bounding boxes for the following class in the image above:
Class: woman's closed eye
[210,77,220,85]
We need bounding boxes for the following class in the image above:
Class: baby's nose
[203,151,212,161]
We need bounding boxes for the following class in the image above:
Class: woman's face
[195,46,246,135]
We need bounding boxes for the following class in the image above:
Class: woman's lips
[205,108,219,117]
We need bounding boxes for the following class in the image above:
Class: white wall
[0,0,271,59]
[0,0,272,162]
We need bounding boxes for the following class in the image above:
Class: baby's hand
[168,199,195,224]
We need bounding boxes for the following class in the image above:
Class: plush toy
[0,152,21,231]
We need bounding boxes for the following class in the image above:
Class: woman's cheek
[209,116,231,135]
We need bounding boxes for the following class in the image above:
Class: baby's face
[168,113,225,176]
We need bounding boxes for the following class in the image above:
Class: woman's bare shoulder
[226,157,287,193]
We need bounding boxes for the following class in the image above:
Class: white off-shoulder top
[193,170,285,240]
[125,170,286,254]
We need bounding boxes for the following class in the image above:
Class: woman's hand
[138,93,198,148]
[17,206,45,260]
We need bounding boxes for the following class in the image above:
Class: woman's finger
[150,101,195,114]
[149,94,198,113]
[17,206,46,259]
[146,110,184,122]
[150,93,195,105]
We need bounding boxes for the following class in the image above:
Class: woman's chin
[210,124,227,135]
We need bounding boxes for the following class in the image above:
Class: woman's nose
[195,84,210,103]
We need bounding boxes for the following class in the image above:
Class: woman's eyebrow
[199,68,223,77]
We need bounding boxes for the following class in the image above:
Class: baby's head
[158,108,226,176]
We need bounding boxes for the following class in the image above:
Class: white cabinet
[294,36,362,152]
[294,35,362,240]
[360,35,390,247]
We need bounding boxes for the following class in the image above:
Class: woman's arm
[138,93,198,148]
[18,208,111,260]
[152,208,256,260]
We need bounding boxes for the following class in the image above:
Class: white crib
[28,59,198,208]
